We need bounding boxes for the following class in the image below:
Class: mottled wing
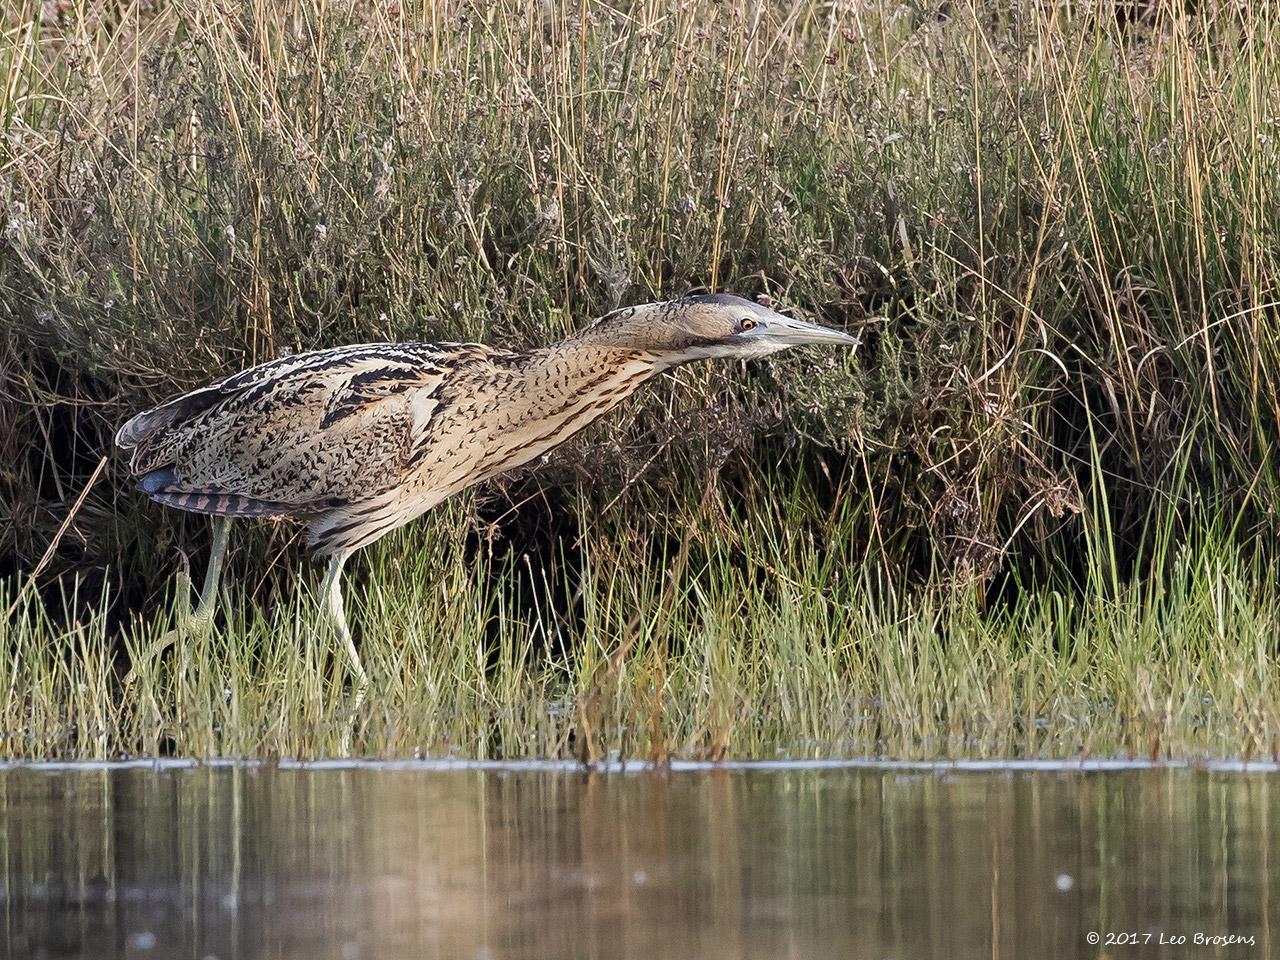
[116,344,389,450]
[117,342,508,519]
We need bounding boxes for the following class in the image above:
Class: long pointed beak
[760,315,861,348]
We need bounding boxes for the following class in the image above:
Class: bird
[116,294,859,688]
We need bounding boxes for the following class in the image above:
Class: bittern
[116,294,858,686]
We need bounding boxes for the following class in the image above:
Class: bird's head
[580,294,860,367]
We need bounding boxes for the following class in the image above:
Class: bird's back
[117,341,525,523]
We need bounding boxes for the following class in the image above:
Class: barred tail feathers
[137,469,310,519]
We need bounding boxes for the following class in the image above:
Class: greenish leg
[321,550,370,692]
[321,550,369,756]
[189,517,231,634]
[128,517,231,680]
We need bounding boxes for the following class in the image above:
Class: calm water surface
[0,765,1273,959]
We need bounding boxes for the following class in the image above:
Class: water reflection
[0,766,1274,958]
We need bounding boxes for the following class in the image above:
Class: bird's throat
[525,341,661,435]
[468,342,661,484]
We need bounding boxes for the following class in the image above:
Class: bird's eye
[737,317,757,333]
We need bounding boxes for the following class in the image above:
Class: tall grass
[2,485,1278,760]
[2,1,1279,758]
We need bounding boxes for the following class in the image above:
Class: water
[0,763,1274,959]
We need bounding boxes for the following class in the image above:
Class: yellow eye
[738,317,757,332]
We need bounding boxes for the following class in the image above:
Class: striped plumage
[118,338,665,556]
[117,294,859,688]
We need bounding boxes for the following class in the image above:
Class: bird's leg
[320,551,370,696]
[189,517,231,634]
[128,517,231,681]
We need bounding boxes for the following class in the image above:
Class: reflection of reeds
[3,2,1280,758]
[2,768,1275,956]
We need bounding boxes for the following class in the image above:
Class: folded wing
[116,342,503,519]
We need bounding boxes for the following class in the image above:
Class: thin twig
[5,456,108,620]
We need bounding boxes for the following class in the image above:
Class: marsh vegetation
[2,0,1279,759]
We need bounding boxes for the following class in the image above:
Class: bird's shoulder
[217,341,523,393]
[116,340,526,458]
[253,342,526,429]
